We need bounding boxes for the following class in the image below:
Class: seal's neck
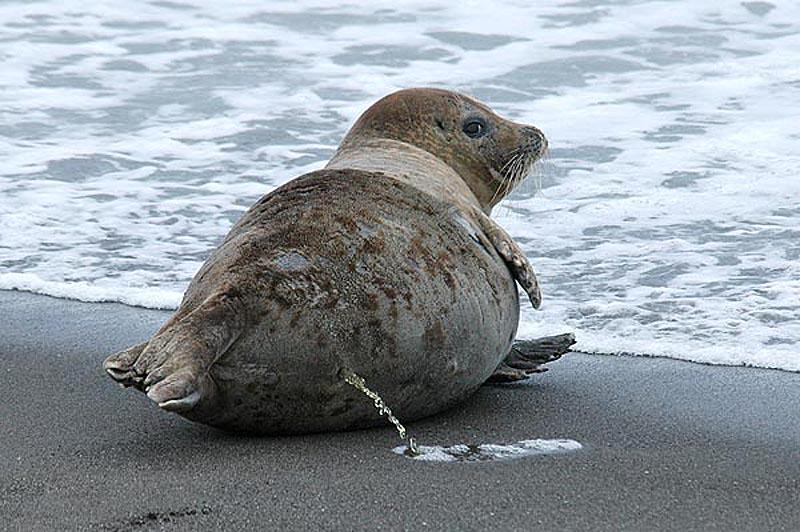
[326,139,487,214]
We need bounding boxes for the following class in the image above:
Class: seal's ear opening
[435,118,446,131]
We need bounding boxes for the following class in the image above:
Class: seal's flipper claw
[486,363,544,383]
[103,342,147,387]
[146,369,210,412]
[157,391,203,413]
[486,333,575,383]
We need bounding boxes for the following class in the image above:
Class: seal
[104,88,560,434]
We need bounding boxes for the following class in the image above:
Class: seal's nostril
[529,136,545,155]
[537,135,548,153]
[521,126,547,155]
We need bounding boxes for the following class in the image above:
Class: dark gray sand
[1,290,798,531]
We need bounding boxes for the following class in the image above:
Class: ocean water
[1,1,798,371]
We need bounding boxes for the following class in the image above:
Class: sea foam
[1,1,798,371]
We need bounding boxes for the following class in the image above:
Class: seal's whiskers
[507,150,541,200]
[530,153,554,198]
[504,153,525,197]
[490,148,525,205]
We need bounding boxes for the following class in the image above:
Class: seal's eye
[462,118,487,139]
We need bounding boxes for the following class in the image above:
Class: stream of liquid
[340,368,583,462]
[340,368,420,456]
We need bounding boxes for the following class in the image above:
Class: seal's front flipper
[474,211,542,309]
[487,333,576,383]
[104,289,245,413]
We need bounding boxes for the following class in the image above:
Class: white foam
[393,439,583,462]
[1,1,798,370]
[0,273,182,309]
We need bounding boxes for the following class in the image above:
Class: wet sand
[1,289,798,531]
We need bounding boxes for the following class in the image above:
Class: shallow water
[1,1,798,370]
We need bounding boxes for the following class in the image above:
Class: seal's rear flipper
[104,342,147,386]
[102,289,245,413]
[487,333,576,383]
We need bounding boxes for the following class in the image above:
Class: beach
[1,289,798,531]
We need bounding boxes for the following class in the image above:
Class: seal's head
[338,88,547,210]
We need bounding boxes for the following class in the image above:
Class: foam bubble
[393,439,583,462]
